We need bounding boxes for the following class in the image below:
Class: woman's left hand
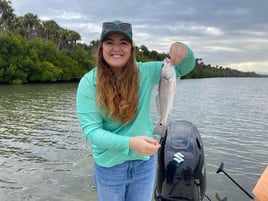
[169,42,188,65]
[129,136,161,156]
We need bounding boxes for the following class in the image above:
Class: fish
[154,57,177,138]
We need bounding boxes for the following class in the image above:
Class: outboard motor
[155,120,206,201]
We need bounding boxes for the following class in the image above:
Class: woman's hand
[169,42,188,65]
[129,136,161,156]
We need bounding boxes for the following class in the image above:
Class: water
[0,78,267,201]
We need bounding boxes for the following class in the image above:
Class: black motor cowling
[155,120,206,201]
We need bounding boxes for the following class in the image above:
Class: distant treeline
[0,0,264,84]
[184,58,263,79]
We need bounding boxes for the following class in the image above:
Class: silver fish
[154,58,177,138]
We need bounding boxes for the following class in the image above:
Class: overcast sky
[11,0,268,74]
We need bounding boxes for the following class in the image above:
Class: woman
[76,20,195,201]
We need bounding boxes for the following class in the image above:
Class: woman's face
[102,33,132,75]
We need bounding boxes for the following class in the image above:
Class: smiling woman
[102,34,132,75]
[76,20,195,201]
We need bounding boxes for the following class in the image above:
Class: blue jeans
[94,155,156,201]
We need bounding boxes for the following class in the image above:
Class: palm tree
[23,13,41,40]
[42,20,60,44]
[55,28,81,51]
[89,40,100,49]
[67,30,81,50]
[0,0,15,32]
[56,28,68,51]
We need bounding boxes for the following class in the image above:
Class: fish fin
[153,123,167,138]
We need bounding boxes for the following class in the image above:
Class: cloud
[11,0,268,74]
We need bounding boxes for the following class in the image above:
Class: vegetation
[0,0,265,84]
[184,58,263,79]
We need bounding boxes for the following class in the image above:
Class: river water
[0,78,267,201]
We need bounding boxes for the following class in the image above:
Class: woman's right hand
[129,136,161,156]
[169,42,188,65]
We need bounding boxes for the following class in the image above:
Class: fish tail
[153,123,167,138]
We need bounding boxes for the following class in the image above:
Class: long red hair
[96,44,139,125]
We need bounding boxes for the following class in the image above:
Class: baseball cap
[100,20,132,42]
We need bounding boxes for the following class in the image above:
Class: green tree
[22,13,41,40]
[5,63,27,84]
[66,30,81,50]
[38,61,62,82]
[0,33,27,83]
[56,28,81,51]
[89,39,100,51]
[0,0,15,32]
[42,20,60,44]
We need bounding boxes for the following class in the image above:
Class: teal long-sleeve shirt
[76,42,195,167]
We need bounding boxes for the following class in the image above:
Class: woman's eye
[105,41,113,45]
[120,41,129,46]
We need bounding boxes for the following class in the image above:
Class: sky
[11,0,268,74]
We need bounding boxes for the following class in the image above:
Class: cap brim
[101,30,132,42]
